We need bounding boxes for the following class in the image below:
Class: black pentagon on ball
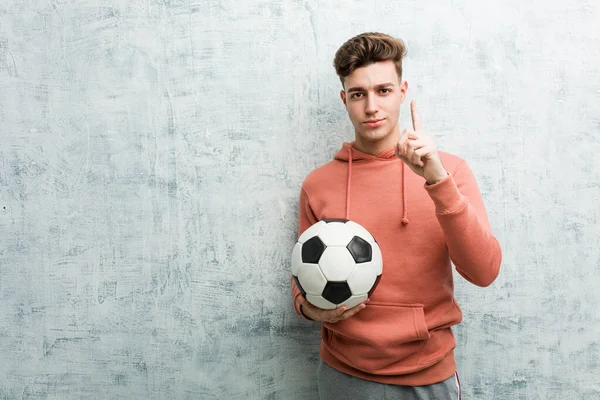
[347,236,372,263]
[302,236,326,263]
[322,282,352,304]
[292,275,307,297]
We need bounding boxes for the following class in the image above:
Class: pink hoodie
[291,142,502,385]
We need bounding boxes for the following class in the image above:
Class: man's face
[340,60,407,146]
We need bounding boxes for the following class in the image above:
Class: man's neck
[353,129,400,156]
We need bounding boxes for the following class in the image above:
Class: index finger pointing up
[410,99,423,132]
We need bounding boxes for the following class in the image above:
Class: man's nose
[365,94,378,114]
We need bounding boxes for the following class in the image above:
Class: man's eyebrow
[346,83,396,93]
[376,82,396,89]
[346,86,364,93]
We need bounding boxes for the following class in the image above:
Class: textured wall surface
[1,0,599,399]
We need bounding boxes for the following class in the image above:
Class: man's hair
[333,32,407,87]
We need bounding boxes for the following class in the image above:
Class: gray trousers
[317,359,461,400]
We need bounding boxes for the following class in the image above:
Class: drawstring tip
[401,218,409,226]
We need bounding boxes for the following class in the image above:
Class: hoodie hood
[334,142,409,226]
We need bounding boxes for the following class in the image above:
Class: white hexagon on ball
[369,243,383,275]
[290,242,303,276]
[347,263,378,295]
[317,222,355,247]
[297,264,328,296]
[318,247,356,281]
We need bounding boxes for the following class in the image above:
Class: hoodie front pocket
[324,302,431,373]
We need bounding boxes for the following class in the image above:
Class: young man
[290,32,502,399]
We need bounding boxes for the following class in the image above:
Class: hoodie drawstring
[401,162,409,225]
[345,146,352,220]
[345,144,409,226]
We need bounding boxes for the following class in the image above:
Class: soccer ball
[291,219,383,310]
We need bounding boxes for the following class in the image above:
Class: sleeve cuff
[294,294,315,321]
[424,173,467,215]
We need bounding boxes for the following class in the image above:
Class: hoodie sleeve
[291,185,318,320]
[424,160,502,287]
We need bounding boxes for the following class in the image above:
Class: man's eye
[351,93,363,99]
[380,88,391,93]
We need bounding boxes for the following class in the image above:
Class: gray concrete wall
[1,0,599,399]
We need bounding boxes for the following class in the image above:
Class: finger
[326,301,367,323]
[399,129,419,142]
[410,143,428,167]
[414,146,432,159]
[412,151,424,167]
[406,139,426,151]
[398,130,418,155]
[410,99,423,132]
[338,302,368,320]
[397,129,410,154]
[329,306,347,319]
[395,137,405,155]
[405,144,416,164]
[407,144,425,167]
[322,306,347,323]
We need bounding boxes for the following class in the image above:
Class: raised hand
[394,100,448,185]
[297,295,368,323]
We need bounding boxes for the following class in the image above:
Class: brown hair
[333,32,407,87]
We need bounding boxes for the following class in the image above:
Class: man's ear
[340,89,347,106]
[400,80,408,103]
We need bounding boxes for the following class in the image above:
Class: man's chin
[357,129,390,142]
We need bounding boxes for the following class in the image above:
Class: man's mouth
[364,118,385,128]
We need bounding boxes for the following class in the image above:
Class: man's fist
[297,295,369,323]
[395,100,448,185]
